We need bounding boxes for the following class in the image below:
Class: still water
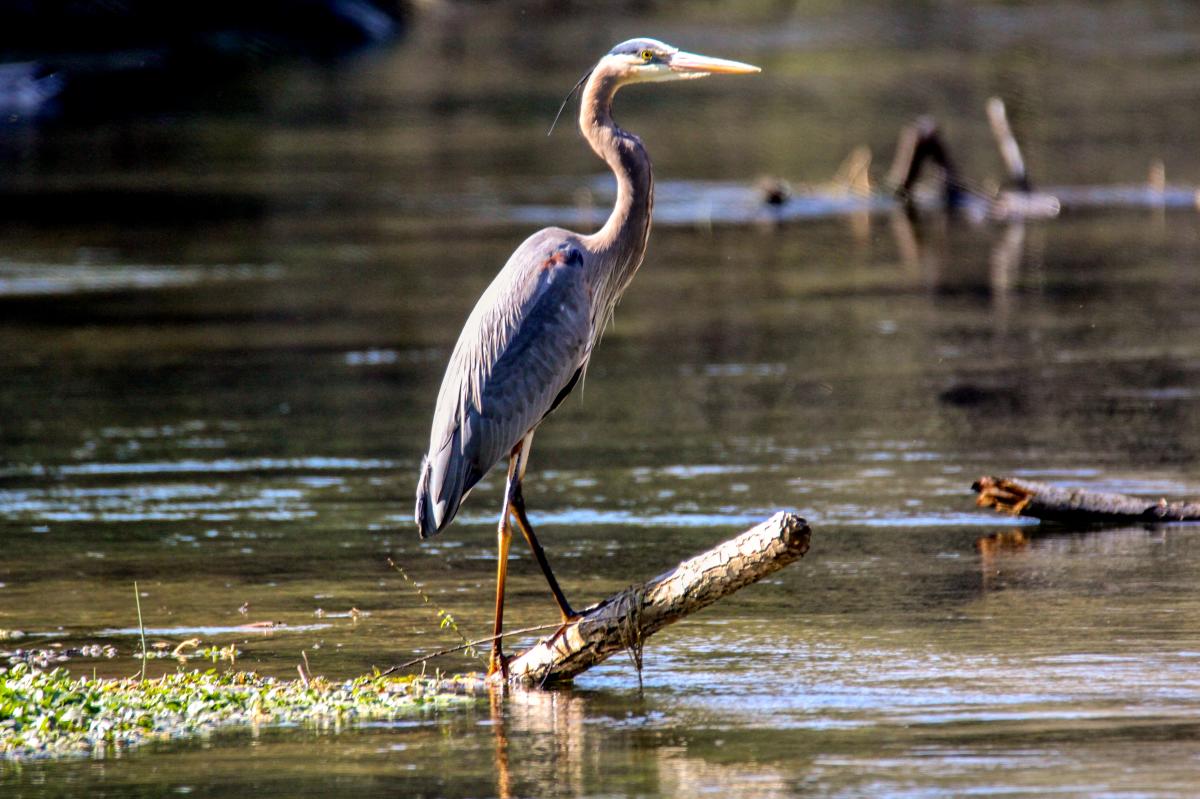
[3,2,1200,796]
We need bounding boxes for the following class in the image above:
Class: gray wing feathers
[416,230,590,537]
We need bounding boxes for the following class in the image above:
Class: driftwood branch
[488,512,811,688]
[887,116,964,211]
[885,101,1058,221]
[986,97,1031,192]
[973,475,1200,523]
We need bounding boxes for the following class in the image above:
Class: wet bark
[973,475,1200,523]
[489,512,811,688]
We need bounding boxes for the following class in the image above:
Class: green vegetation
[0,664,481,762]
[1,569,497,764]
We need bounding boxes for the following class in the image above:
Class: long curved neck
[578,70,654,307]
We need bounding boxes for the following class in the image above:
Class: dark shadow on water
[0,189,268,227]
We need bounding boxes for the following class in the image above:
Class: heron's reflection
[489,689,512,799]
[488,686,595,799]
[487,686,796,798]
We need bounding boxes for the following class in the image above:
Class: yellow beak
[668,51,761,76]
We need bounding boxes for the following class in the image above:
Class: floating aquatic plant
[0,663,480,762]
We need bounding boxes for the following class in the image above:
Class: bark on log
[489,511,811,688]
[973,475,1200,523]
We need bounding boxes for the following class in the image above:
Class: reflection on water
[3,1,1200,796]
[0,261,280,297]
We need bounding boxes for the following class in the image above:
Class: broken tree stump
[984,97,1060,220]
[490,511,811,688]
[973,475,1200,524]
[986,97,1031,192]
[887,116,965,212]
[885,101,1058,222]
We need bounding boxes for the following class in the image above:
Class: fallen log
[973,475,1200,523]
[490,511,811,688]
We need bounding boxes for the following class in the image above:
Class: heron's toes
[487,651,509,679]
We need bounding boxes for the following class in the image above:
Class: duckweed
[0,663,483,762]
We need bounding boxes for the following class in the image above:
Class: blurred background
[3,2,1200,797]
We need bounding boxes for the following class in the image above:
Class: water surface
[3,2,1200,796]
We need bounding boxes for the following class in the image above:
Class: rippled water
[3,2,1200,796]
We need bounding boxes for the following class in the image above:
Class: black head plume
[547,68,593,137]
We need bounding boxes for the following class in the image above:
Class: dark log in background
[974,475,1200,524]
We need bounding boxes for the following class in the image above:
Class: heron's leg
[507,434,578,622]
[508,485,578,621]
[488,453,521,679]
[488,523,512,678]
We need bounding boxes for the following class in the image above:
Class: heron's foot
[487,649,509,679]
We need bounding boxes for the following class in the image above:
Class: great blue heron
[415,38,760,676]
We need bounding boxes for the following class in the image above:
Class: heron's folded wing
[419,233,590,533]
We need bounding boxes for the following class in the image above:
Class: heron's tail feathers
[415,456,432,537]
[414,434,470,538]
[414,455,443,538]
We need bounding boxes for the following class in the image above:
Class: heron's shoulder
[452,229,591,361]
[506,227,588,271]
[485,229,590,307]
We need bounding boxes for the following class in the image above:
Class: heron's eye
[639,49,654,62]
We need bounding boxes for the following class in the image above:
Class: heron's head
[598,38,760,84]
[547,38,759,135]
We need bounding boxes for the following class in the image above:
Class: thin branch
[134,581,147,683]
[378,621,572,676]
